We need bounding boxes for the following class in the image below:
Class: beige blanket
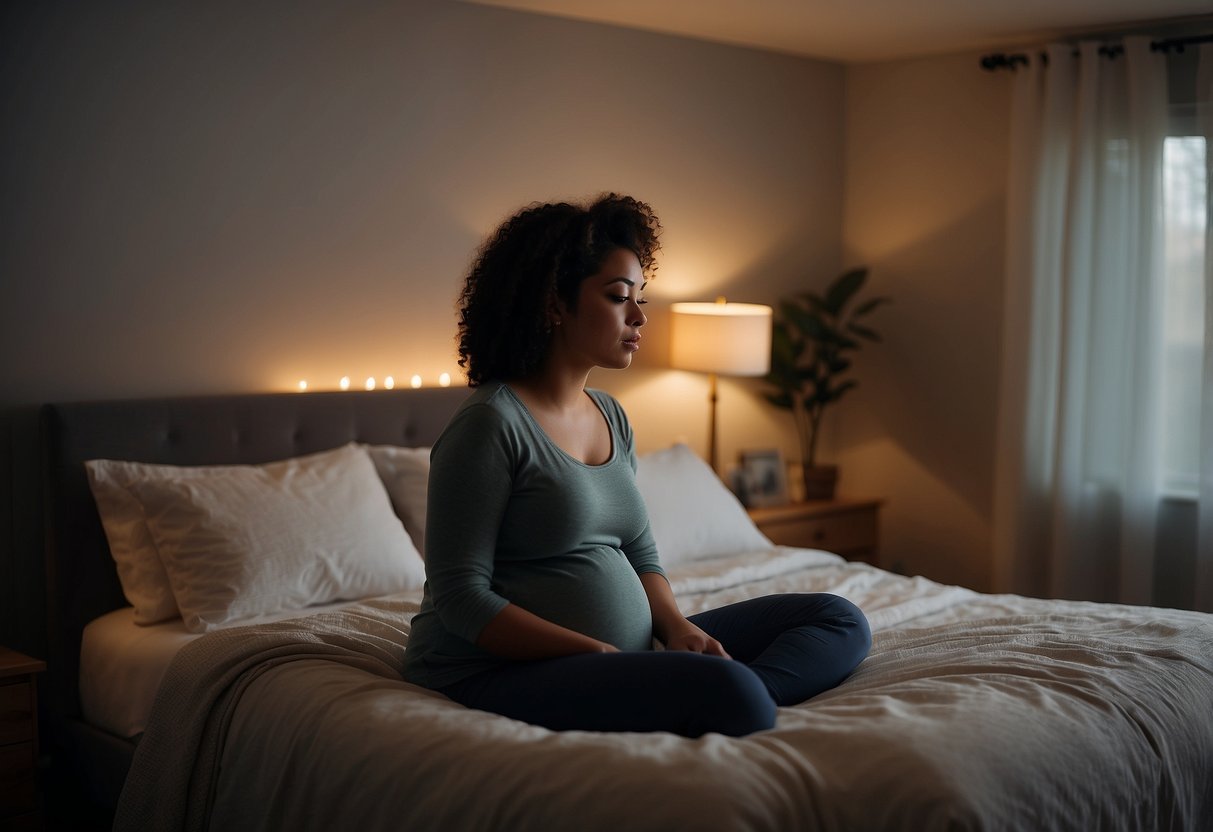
[115,550,1213,831]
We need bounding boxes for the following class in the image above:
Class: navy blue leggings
[439,593,871,738]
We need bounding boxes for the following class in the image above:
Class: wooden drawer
[761,509,877,552]
[749,498,883,564]
[0,682,34,745]
[0,741,37,815]
[0,649,44,825]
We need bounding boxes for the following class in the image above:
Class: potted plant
[762,267,889,500]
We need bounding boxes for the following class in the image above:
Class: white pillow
[121,444,425,632]
[364,445,431,556]
[86,459,190,624]
[636,443,773,566]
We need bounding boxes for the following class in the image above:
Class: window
[1160,134,1207,496]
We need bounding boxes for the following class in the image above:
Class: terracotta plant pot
[802,464,838,501]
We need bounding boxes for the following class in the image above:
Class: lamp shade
[669,301,772,376]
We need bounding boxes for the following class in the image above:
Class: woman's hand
[662,621,731,659]
[638,573,732,659]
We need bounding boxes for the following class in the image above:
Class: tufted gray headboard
[39,386,468,802]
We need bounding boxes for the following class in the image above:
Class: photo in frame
[737,448,789,508]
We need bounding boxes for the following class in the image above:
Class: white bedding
[113,548,1213,831]
[81,608,200,738]
[81,598,369,737]
[80,548,854,738]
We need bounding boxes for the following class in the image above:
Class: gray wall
[1,0,845,654]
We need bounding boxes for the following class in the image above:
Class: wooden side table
[1,648,46,830]
[748,497,883,565]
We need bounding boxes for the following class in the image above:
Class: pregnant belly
[496,547,654,652]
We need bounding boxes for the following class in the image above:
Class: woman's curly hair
[456,193,662,386]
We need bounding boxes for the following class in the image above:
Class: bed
[41,388,1213,831]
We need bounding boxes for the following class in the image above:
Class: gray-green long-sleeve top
[402,382,664,689]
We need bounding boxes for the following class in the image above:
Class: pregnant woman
[402,194,870,737]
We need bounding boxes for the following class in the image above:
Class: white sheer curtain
[1198,44,1213,611]
[994,37,1212,609]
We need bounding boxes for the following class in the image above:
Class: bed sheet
[114,548,1213,831]
[81,608,200,738]
[81,598,371,737]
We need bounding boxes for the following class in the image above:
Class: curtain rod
[980,32,1213,71]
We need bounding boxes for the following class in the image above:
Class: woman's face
[554,247,648,372]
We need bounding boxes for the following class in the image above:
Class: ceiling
[462,0,1213,63]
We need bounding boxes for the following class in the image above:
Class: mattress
[80,597,375,737]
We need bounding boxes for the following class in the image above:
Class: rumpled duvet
[114,549,1213,831]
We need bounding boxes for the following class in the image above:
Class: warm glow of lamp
[670,298,772,472]
[439,372,451,388]
[298,380,308,392]
[339,376,351,391]
[365,377,376,391]
[410,374,423,389]
[384,376,395,390]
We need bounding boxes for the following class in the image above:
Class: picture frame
[737,448,789,508]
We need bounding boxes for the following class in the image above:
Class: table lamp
[669,298,773,473]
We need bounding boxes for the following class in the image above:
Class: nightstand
[748,497,883,565]
[1,648,45,830]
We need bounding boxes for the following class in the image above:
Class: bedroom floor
[41,765,115,831]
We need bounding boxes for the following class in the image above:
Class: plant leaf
[770,322,799,365]
[829,380,858,401]
[853,297,891,317]
[847,322,882,343]
[764,367,796,388]
[803,388,830,406]
[824,268,868,315]
[800,293,831,317]
[783,304,827,340]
